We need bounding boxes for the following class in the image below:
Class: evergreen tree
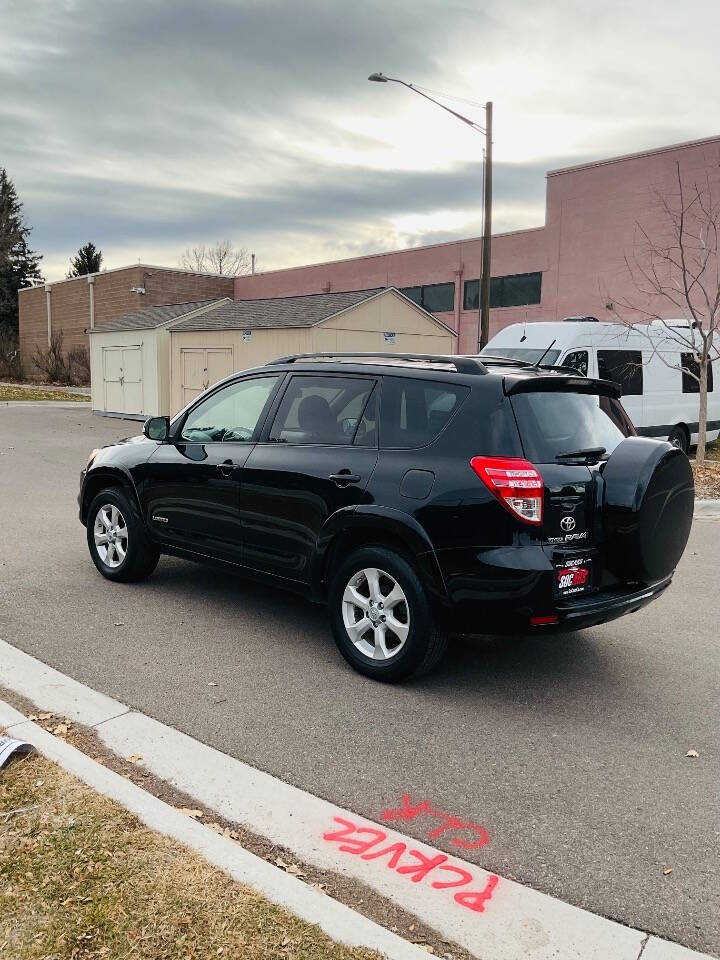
[67,241,103,278]
[0,168,43,332]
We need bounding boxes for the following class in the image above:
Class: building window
[399,282,454,313]
[597,349,644,396]
[681,353,714,393]
[463,272,543,310]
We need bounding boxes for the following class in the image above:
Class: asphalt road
[1,406,718,956]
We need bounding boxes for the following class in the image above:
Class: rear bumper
[548,576,671,631]
[436,544,672,634]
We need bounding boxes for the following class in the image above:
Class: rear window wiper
[555,446,607,463]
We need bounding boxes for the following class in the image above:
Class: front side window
[681,352,714,393]
[562,350,589,376]
[181,375,280,442]
[597,349,643,396]
[380,377,469,448]
[269,375,374,445]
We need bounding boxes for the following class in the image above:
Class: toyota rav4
[79,353,694,681]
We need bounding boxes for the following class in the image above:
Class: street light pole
[479,101,492,349]
[368,73,493,349]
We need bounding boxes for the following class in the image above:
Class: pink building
[235,135,720,354]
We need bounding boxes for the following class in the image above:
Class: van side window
[597,350,643,396]
[562,350,589,376]
[681,353,714,393]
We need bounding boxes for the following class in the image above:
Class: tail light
[470,456,544,525]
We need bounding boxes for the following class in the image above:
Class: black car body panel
[79,355,694,635]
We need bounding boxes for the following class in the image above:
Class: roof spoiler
[269,352,488,375]
[505,374,622,399]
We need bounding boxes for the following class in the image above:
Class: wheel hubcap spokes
[341,567,410,661]
[93,504,128,568]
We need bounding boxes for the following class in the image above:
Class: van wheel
[668,425,689,453]
[328,547,447,682]
[87,487,160,583]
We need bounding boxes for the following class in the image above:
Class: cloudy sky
[2,0,718,281]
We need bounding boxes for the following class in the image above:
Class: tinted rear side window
[380,377,469,448]
[510,392,633,462]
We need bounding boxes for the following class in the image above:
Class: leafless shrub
[0,326,23,380]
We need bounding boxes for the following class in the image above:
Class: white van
[480,318,720,452]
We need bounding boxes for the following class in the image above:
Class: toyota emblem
[560,516,576,532]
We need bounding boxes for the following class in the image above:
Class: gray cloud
[2,0,719,279]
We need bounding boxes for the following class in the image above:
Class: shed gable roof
[170,287,456,334]
[93,299,225,333]
[171,288,385,332]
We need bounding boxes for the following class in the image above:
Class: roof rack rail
[268,352,488,375]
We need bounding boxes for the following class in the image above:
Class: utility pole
[478,101,492,349]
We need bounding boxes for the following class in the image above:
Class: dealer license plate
[555,558,592,597]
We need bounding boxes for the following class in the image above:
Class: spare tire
[602,437,694,583]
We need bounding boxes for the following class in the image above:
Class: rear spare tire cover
[602,437,694,583]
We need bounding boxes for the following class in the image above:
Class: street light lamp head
[367,72,388,82]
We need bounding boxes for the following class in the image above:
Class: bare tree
[178,240,252,276]
[610,162,720,463]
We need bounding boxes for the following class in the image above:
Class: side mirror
[143,416,170,441]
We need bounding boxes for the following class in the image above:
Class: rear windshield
[510,391,634,462]
[480,347,561,366]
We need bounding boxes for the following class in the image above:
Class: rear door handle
[217,460,235,478]
[329,471,361,486]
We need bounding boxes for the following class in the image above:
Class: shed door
[102,345,144,415]
[181,347,233,405]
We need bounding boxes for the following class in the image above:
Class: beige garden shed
[88,299,228,418]
[168,287,456,412]
[89,287,456,419]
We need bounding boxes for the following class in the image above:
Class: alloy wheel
[93,503,128,569]
[341,567,410,661]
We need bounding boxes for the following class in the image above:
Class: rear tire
[328,546,447,682]
[668,425,689,453]
[86,486,160,583]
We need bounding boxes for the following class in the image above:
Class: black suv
[79,353,694,681]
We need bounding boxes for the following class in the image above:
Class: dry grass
[0,750,384,960]
[693,461,720,499]
[0,385,89,402]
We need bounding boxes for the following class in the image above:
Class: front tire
[86,486,160,583]
[328,547,447,682]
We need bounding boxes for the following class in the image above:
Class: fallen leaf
[52,723,69,737]
[663,867,673,876]
[286,864,305,877]
[127,754,143,763]
[686,749,699,758]
[179,808,203,819]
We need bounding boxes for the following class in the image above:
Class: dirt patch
[0,686,470,959]
[692,461,720,499]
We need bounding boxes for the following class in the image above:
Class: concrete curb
[0,699,432,960]
[0,640,715,960]
[694,499,720,519]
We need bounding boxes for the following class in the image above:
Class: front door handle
[217,460,235,478]
[329,471,361,486]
